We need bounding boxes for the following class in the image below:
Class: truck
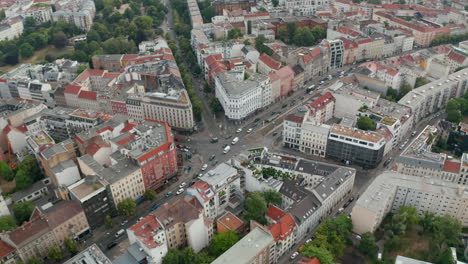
[223,145,231,154]
[231,137,239,145]
[115,229,125,238]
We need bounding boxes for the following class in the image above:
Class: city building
[215,71,272,120]
[395,125,467,186]
[211,226,276,264]
[63,244,112,264]
[187,162,243,219]
[38,140,79,188]
[351,171,468,235]
[398,67,468,125]
[152,195,213,253]
[216,211,245,234]
[0,18,23,41]
[52,0,96,31]
[327,124,386,168]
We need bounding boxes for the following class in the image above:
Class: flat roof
[211,227,274,264]
[330,124,384,143]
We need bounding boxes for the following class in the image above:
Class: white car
[290,252,299,260]
[176,188,184,195]
[247,128,253,133]
[305,238,312,244]
[179,182,186,188]
[236,128,242,133]
[201,164,208,171]
[121,220,128,226]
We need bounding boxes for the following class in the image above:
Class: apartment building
[77,154,145,208]
[264,206,297,260]
[75,117,178,191]
[63,244,112,264]
[278,0,328,16]
[352,171,468,234]
[251,150,356,241]
[153,195,213,253]
[215,71,271,120]
[398,67,468,125]
[125,215,168,264]
[52,0,96,31]
[258,54,282,75]
[0,202,90,262]
[212,226,276,264]
[0,18,23,41]
[328,39,345,69]
[187,162,243,219]
[38,140,79,187]
[288,46,330,83]
[327,124,386,168]
[68,176,112,229]
[395,125,467,186]
[23,6,53,23]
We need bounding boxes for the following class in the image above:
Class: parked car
[176,188,184,195]
[254,118,261,122]
[305,239,312,244]
[247,128,253,133]
[201,164,208,171]
[210,137,218,143]
[165,191,173,197]
[174,138,181,142]
[115,229,125,238]
[290,252,299,259]
[151,203,159,211]
[383,158,392,167]
[282,104,288,108]
[236,128,242,133]
[179,182,186,188]
[338,207,344,213]
[121,220,128,226]
[176,144,184,148]
[107,242,117,249]
[209,154,216,161]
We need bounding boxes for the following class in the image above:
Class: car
[179,182,186,188]
[236,128,242,133]
[225,134,232,140]
[176,188,184,195]
[247,128,253,133]
[272,132,278,136]
[282,104,288,108]
[165,191,173,197]
[305,239,313,244]
[107,242,117,249]
[212,160,218,166]
[383,158,392,167]
[411,130,417,136]
[290,252,299,259]
[356,235,362,240]
[151,203,159,210]
[174,138,181,142]
[320,81,325,85]
[201,164,208,171]
[399,144,405,150]
[338,207,344,213]
[209,154,216,161]
[198,173,203,178]
[176,144,184,148]
[121,220,128,226]
[254,118,261,122]
[210,137,218,143]
[181,148,189,152]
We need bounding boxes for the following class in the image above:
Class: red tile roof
[78,91,97,100]
[269,213,296,242]
[285,114,304,123]
[129,215,162,249]
[64,84,82,95]
[442,160,461,174]
[447,50,467,64]
[340,38,358,50]
[309,92,335,110]
[0,241,15,258]
[190,181,215,202]
[357,38,372,44]
[122,122,138,133]
[259,53,281,71]
[298,257,321,264]
[266,204,286,221]
[337,27,361,38]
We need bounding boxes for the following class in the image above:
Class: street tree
[64,237,78,255]
[117,198,137,218]
[144,189,157,201]
[357,116,376,131]
[105,215,113,228]
[0,215,17,232]
[208,230,239,257]
[48,245,63,262]
[302,245,335,264]
[13,201,35,224]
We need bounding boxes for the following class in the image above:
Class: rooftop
[217,211,244,232]
[200,162,239,190]
[211,227,274,264]
[63,244,112,264]
[68,176,106,202]
[330,124,384,143]
[129,215,163,249]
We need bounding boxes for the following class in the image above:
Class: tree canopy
[310,215,352,259]
[162,247,213,264]
[0,215,17,232]
[358,232,378,257]
[244,192,268,225]
[13,201,35,224]
[208,230,239,257]
[117,198,137,218]
[357,116,376,131]
[446,92,468,123]
[302,245,335,264]
[0,160,14,181]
